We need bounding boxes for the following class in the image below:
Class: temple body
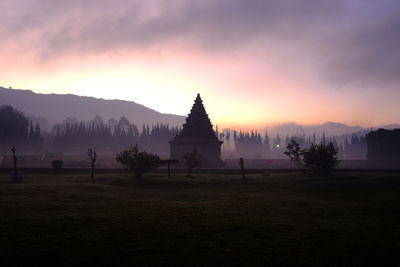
[169,94,224,167]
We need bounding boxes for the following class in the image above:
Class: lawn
[0,171,399,266]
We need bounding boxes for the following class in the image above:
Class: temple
[366,128,400,168]
[169,94,224,167]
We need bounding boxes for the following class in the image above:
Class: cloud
[322,8,400,87]
[1,0,345,52]
[2,0,400,88]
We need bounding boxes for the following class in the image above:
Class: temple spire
[169,94,224,167]
[180,93,216,137]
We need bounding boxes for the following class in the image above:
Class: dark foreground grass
[0,171,400,266]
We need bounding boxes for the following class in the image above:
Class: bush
[51,160,63,171]
[284,140,304,170]
[116,145,161,177]
[303,142,340,174]
[285,140,340,174]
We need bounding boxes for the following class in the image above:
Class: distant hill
[264,122,365,137]
[1,86,398,136]
[378,124,400,129]
[0,87,186,128]
[264,122,399,137]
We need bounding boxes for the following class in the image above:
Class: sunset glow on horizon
[2,0,400,129]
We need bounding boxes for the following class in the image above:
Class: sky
[1,0,400,128]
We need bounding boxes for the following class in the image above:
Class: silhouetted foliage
[303,142,340,174]
[0,105,43,152]
[1,104,370,161]
[88,148,97,180]
[239,157,246,183]
[116,145,161,177]
[235,130,264,158]
[217,127,368,159]
[343,134,367,158]
[284,140,305,171]
[0,106,28,143]
[184,150,202,177]
[28,121,43,151]
[285,140,340,174]
[51,160,63,171]
[10,146,17,182]
[50,116,179,155]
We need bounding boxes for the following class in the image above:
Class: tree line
[218,129,367,159]
[0,105,179,156]
[0,104,368,158]
[51,118,179,155]
[0,105,43,152]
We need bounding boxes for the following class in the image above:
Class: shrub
[116,145,161,177]
[285,140,340,174]
[51,160,63,171]
[303,142,340,174]
[284,141,305,170]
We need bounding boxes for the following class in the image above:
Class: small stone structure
[169,94,224,168]
[366,128,400,168]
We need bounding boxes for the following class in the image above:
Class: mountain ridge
[1,86,399,136]
[263,121,400,137]
[0,86,186,127]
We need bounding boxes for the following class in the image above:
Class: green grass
[0,172,400,266]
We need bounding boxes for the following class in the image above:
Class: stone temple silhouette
[169,94,224,167]
[366,128,400,168]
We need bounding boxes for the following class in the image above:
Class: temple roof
[170,94,221,144]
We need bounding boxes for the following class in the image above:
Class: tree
[264,132,271,156]
[51,160,63,173]
[303,142,340,174]
[183,150,202,177]
[10,146,17,182]
[239,157,246,183]
[88,148,97,180]
[0,105,29,148]
[284,140,305,171]
[225,130,231,151]
[285,140,340,174]
[116,145,161,177]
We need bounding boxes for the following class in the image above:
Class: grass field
[0,171,400,266]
